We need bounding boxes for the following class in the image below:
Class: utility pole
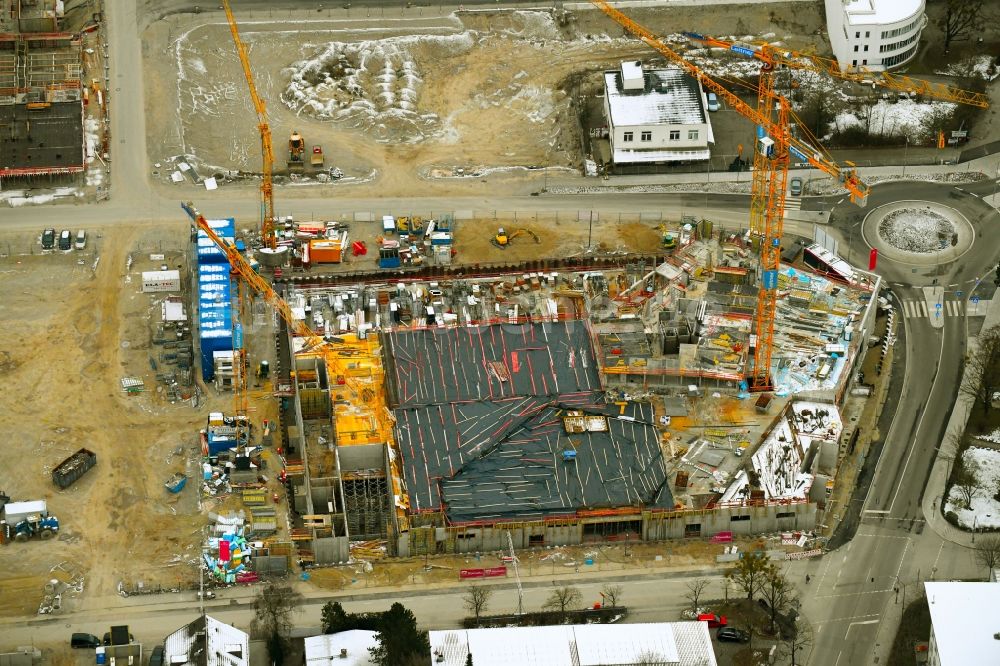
[506,531,523,615]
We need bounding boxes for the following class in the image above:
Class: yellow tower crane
[590,1,987,390]
[222,0,276,250]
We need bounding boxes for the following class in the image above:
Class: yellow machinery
[590,1,987,390]
[288,130,305,167]
[492,227,540,249]
[221,0,276,249]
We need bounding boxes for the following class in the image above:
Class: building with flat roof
[824,0,926,71]
[304,631,377,666]
[429,622,718,666]
[603,62,713,167]
[924,581,1000,666]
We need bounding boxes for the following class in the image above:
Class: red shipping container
[218,540,231,562]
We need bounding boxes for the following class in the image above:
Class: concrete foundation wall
[397,502,817,555]
[314,536,350,565]
[338,443,385,471]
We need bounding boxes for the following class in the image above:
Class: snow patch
[944,446,1000,529]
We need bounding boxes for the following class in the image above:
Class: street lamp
[902,136,909,177]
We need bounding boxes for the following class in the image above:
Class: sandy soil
[141,4,825,200]
[0,229,230,617]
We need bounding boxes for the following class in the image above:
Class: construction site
[5,0,991,633]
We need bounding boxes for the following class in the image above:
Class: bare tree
[635,651,669,666]
[779,615,814,666]
[250,582,303,665]
[684,579,710,614]
[959,326,1000,414]
[974,535,1000,576]
[758,565,794,635]
[600,584,624,608]
[543,586,582,615]
[728,551,771,600]
[463,585,494,624]
[937,0,989,51]
[952,454,980,509]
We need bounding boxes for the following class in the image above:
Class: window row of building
[879,32,919,53]
[881,15,923,40]
[622,129,700,142]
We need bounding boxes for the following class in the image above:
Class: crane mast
[591,1,987,390]
[222,0,277,250]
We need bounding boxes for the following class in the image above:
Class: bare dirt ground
[0,227,231,618]
[141,4,825,200]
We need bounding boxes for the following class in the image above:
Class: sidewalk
[921,295,1000,547]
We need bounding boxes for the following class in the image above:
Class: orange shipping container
[310,239,342,263]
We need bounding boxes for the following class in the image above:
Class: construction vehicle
[288,131,305,169]
[310,145,324,168]
[52,448,97,489]
[590,1,987,390]
[221,0,276,249]
[655,224,677,250]
[1,500,59,543]
[491,227,540,249]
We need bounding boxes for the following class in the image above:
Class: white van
[75,229,87,250]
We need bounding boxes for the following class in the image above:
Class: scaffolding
[342,471,389,540]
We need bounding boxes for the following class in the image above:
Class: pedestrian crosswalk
[784,198,802,210]
[901,300,964,318]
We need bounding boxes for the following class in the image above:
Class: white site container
[141,270,181,293]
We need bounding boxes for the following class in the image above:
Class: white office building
[824,0,927,71]
[925,581,1000,666]
[603,61,714,166]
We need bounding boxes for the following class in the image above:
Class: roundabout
[861,199,976,267]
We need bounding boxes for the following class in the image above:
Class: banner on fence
[460,566,507,579]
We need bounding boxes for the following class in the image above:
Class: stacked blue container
[197,218,236,381]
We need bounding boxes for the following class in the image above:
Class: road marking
[864,510,890,514]
[815,589,897,600]
[887,318,947,514]
[853,533,910,539]
[814,613,881,625]
[847,619,881,634]
[920,301,928,317]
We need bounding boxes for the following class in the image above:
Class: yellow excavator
[492,227,540,249]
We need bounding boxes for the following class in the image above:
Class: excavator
[288,130,305,169]
[491,227,540,250]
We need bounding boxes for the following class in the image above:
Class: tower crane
[182,203,391,444]
[590,1,988,389]
[222,0,276,250]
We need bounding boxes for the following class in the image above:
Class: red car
[698,613,728,628]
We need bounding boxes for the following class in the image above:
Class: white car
[706,93,720,112]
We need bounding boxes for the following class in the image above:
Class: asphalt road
[6,2,1000,664]
[802,180,1000,666]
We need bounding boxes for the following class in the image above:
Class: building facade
[603,61,713,166]
[824,0,926,71]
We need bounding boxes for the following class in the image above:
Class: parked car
[41,228,56,250]
[149,645,165,666]
[75,229,87,250]
[71,633,102,648]
[717,627,751,643]
[58,229,72,251]
[698,613,728,628]
[706,92,720,112]
[789,176,803,196]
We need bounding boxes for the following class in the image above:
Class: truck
[1,499,60,543]
[52,448,98,489]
